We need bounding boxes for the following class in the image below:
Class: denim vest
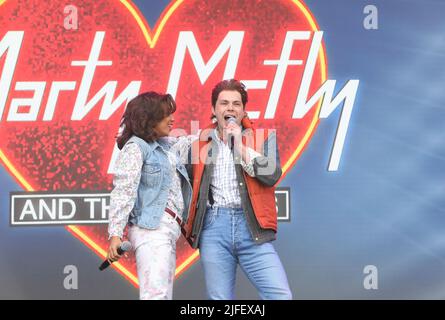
[126,136,192,229]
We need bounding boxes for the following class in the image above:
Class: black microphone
[99,241,132,271]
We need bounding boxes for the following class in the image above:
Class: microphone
[99,241,132,271]
[226,115,236,124]
[226,116,236,150]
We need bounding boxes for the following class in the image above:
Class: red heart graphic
[0,0,326,286]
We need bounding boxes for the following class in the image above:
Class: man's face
[212,90,245,128]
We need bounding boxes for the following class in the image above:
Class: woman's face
[153,113,174,137]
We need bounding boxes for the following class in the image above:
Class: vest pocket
[141,163,162,187]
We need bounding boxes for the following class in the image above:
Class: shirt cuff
[108,234,122,241]
[108,226,125,240]
[241,147,262,177]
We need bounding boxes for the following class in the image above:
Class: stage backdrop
[1,0,444,299]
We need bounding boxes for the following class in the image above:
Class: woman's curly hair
[116,91,176,149]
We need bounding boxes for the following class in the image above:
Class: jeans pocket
[202,208,217,230]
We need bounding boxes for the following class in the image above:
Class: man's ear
[211,106,216,117]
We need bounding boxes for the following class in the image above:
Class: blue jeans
[199,206,292,300]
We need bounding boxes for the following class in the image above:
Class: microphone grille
[120,241,132,252]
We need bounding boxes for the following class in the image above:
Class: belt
[165,207,186,234]
[165,208,193,246]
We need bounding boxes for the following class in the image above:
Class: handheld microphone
[99,241,132,271]
[226,116,236,150]
[227,115,236,124]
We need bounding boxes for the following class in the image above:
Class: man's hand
[223,121,242,149]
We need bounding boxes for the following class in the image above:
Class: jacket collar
[143,137,170,153]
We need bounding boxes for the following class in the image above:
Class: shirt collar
[212,128,222,143]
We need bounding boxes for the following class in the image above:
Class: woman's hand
[107,236,123,263]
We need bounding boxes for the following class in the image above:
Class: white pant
[128,213,181,300]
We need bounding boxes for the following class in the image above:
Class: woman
[107,91,192,300]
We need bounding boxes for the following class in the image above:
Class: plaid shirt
[209,129,261,208]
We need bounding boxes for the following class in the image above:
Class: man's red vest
[184,117,279,238]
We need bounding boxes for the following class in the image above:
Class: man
[184,79,292,300]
